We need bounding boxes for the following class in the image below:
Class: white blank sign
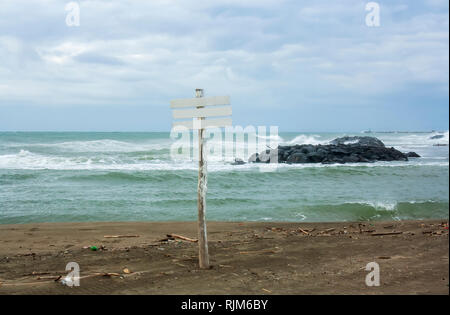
[172,106,232,119]
[170,96,230,109]
[172,118,232,130]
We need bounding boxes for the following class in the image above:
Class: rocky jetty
[249,136,420,164]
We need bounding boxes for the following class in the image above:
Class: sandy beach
[0,220,448,295]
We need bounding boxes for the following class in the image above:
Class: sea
[0,131,448,224]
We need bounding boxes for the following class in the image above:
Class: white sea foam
[256,134,284,142]
[358,201,398,211]
[284,134,327,145]
[6,139,169,153]
[0,132,448,171]
[379,131,449,147]
[0,149,447,171]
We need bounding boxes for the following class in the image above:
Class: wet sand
[0,220,448,295]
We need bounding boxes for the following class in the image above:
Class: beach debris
[298,228,310,235]
[316,228,336,235]
[161,271,175,276]
[269,227,284,232]
[103,235,140,238]
[159,236,175,242]
[102,272,121,277]
[175,263,187,268]
[83,245,107,251]
[371,231,403,236]
[239,248,282,255]
[262,288,272,293]
[60,277,72,286]
[166,234,198,243]
[36,275,62,281]
[25,271,51,276]
[219,264,232,268]
[123,268,132,274]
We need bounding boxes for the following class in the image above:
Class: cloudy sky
[0,0,448,131]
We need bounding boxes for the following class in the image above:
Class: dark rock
[306,151,325,163]
[330,136,385,147]
[430,134,444,140]
[405,152,420,158]
[301,145,316,154]
[248,153,260,163]
[345,154,361,163]
[248,136,411,165]
[286,153,308,163]
[231,158,245,165]
[255,149,279,163]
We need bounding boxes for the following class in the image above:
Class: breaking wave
[285,134,328,145]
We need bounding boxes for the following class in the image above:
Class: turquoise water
[0,131,448,224]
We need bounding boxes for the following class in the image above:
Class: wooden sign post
[170,89,231,269]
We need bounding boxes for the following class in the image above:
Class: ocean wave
[0,150,196,171]
[0,149,448,171]
[284,134,327,145]
[282,131,449,148]
[379,131,449,147]
[5,139,170,153]
[64,171,195,183]
[256,134,284,142]
[287,201,449,222]
[356,201,398,211]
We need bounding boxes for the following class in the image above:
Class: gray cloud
[0,0,448,131]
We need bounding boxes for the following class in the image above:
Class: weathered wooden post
[170,90,231,269]
[196,88,209,269]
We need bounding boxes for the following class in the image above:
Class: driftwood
[239,248,282,255]
[103,235,139,238]
[166,234,198,243]
[298,228,310,235]
[35,275,61,281]
[102,272,121,277]
[371,231,403,236]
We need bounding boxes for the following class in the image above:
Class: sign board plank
[172,118,232,130]
[172,106,232,119]
[170,96,230,109]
